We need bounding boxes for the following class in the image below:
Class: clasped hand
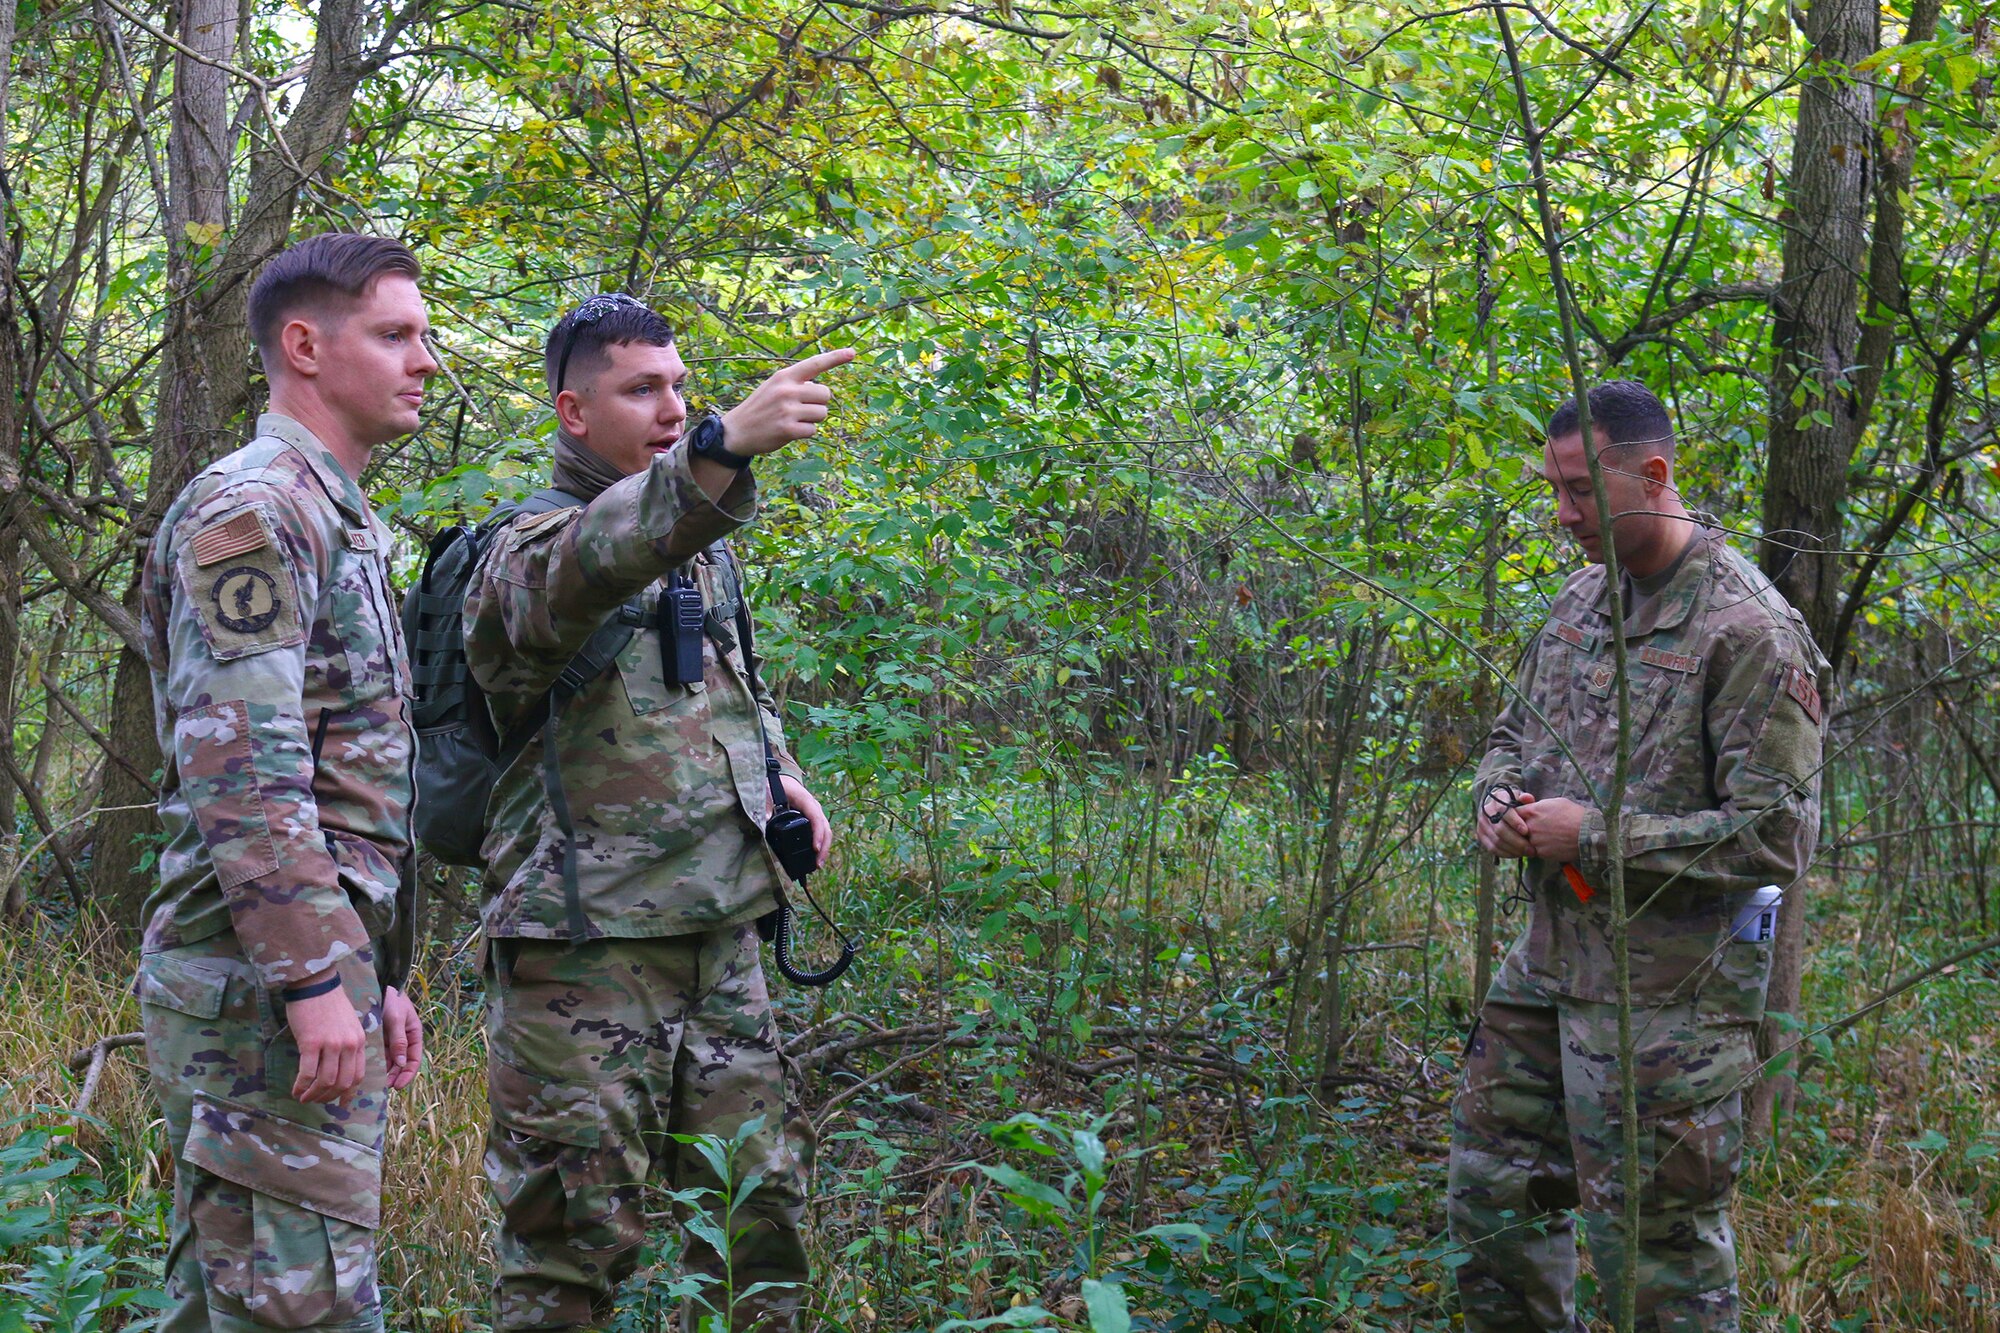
[1475,787,1588,863]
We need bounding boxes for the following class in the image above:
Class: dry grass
[379,966,496,1327]
[0,918,157,1173]
[1739,1160,2000,1331]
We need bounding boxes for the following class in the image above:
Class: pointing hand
[718,348,856,457]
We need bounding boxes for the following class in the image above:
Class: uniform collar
[254,413,371,526]
[1592,523,1717,636]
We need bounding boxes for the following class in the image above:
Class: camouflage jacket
[463,442,805,940]
[141,414,417,989]
[1474,526,1828,1015]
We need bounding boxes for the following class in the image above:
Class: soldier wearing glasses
[463,294,849,1332]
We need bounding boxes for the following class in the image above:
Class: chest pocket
[323,533,407,702]
[1562,649,1702,797]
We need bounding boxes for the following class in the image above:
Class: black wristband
[687,414,752,470]
[280,974,343,1004]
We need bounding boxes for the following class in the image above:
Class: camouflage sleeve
[161,486,367,987]
[468,440,757,697]
[1574,627,1822,899]
[1472,632,1541,818]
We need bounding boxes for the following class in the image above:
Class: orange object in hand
[1562,863,1595,903]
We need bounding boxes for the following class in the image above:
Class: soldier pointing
[461,294,847,1332]
[1451,380,1828,1331]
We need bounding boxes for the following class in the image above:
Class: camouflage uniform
[137,414,417,1332]
[464,440,814,1331]
[1452,527,1827,1332]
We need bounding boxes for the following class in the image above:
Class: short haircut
[247,233,422,366]
[544,294,675,397]
[1545,379,1675,464]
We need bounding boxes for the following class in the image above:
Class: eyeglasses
[553,292,647,393]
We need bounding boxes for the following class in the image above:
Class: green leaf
[1080,1278,1132,1333]
[975,1162,1072,1219]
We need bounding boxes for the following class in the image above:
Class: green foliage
[0,1115,166,1332]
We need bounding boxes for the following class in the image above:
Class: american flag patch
[189,510,268,567]
[1786,665,1822,724]
[1638,646,1702,674]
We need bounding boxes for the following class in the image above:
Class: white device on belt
[1731,885,1783,943]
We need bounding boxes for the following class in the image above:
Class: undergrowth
[1,769,1995,1330]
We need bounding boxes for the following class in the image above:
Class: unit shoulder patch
[178,507,305,661]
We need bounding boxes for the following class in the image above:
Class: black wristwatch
[687,414,752,470]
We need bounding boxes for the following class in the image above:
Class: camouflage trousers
[1448,950,1754,1333]
[138,933,389,1333]
[484,926,815,1332]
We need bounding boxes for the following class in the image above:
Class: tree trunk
[1754,0,1878,1131]
[92,0,240,933]
[93,0,380,930]
[0,0,25,916]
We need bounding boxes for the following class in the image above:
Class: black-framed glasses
[553,292,647,393]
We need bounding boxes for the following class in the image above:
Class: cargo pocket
[137,951,269,1091]
[183,1091,380,1328]
[1630,1025,1755,1212]
[487,1055,627,1254]
[136,951,230,1019]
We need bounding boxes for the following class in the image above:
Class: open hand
[288,973,366,1104]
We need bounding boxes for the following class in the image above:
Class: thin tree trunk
[0,0,26,918]
[1754,0,1879,1131]
[92,0,241,932]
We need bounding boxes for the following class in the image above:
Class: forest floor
[3,776,1997,1331]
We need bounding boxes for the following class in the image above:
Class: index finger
[786,347,857,381]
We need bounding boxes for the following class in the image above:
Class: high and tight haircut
[247,233,422,366]
[1545,379,1676,464]
[544,294,676,397]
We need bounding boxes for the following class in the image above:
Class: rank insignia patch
[211,565,283,634]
